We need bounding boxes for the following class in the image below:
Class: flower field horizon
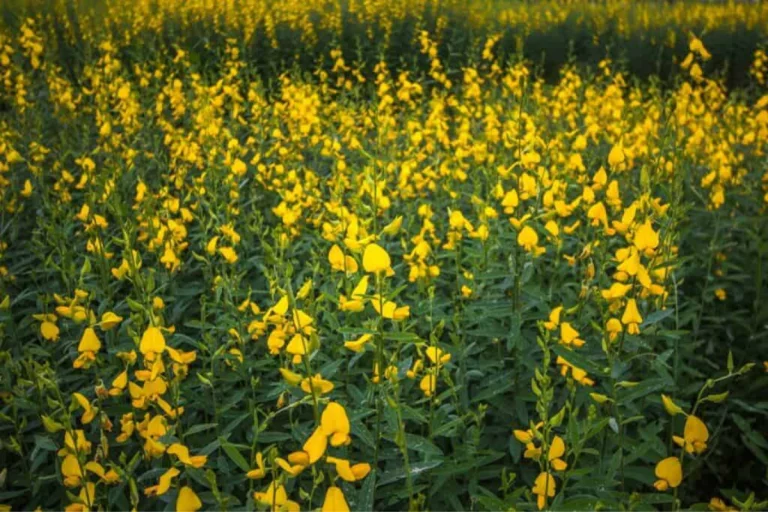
[0,1,767,511]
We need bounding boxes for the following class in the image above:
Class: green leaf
[377,460,443,487]
[356,469,376,511]
[185,423,218,436]
[220,440,250,472]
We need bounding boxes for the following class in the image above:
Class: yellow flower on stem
[167,443,207,468]
[253,481,299,512]
[61,454,83,487]
[543,306,562,331]
[300,374,334,395]
[653,457,682,491]
[326,456,371,482]
[322,486,350,512]
[362,243,393,275]
[302,427,328,464]
[329,244,358,274]
[144,467,180,496]
[321,402,351,446]
[621,298,643,335]
[344,333,373,353]
[532,471,556,510]
[99,311,123,331]
[74,328,101,369]
[177,486,202,512]
[673,415,709,455]
[140,326,166,361]
[41,320,60,341]
[246,452,266,479]
[73,392,98,424]
[548,436,568,471]
[559,322,584,348]
[425,346,451,365]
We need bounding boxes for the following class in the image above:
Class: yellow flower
[177,486,202,512]
[543,306,563,331]
[279,368,303,386]
[420,373,436,397]
[425,346,451,365]
[66,481,96,511]
[661,394,684,416]
[61,454,83,487]
[517,226,538,253]
[99,311,123,331]
[246,452,266,479]
[41,321,60,341]
[673,415,709,455]
[382,216,403,236]
[254,482,299,512]
[140,326,166,359]
[302,426,328,463]
[321,402,351,446]
[85,461,120,484]
[276,455,308,477]
[218,246,239,264]
[344,333,373,353]
[587,202,609,229]
[548,436,568,471]
[653,457,682,491]
[329,244,359,274]
[109,370,128,396]
[74,327,101,369]
[144,467,180,496]
[621,299,643,335]
[560,322,584,348]
[322,486,349,512]
[326,456,371,482]
[709,497,736,511]
[206,236,219,256]
[601,282,632,300]
[606,318,623,342]
[231,158,247,176]
[301,374,334,395]
[167,443,207,468]
[73,392,97,424]
[608,141,625,169]
[634,220,659,253]
[371,295,410,320]
[531,472,556,510]
[363,243,392,274]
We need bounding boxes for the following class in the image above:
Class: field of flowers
[0,0,767,511]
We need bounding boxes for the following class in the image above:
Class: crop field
[0,0,767,511]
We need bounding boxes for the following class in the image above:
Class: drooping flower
[254,481,299,512]
[621,298,643,335]
[177,486,202,512]
[362,243,392,274]
[167,443,207,468]
[673,415,709,455]
[329,244,358,274]
[532,472,556,510]
[300,374,334,395]
[140,326,166,360]
[321,402,351,446]
[246,452,266,479]
[653,457,682,491]
[322,486,350,512]
[326,456,371,482]
[99,311,123,331]
[74,328,101,369]
[144,467,180,496]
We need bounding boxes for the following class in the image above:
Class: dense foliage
[0,1,767,511]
